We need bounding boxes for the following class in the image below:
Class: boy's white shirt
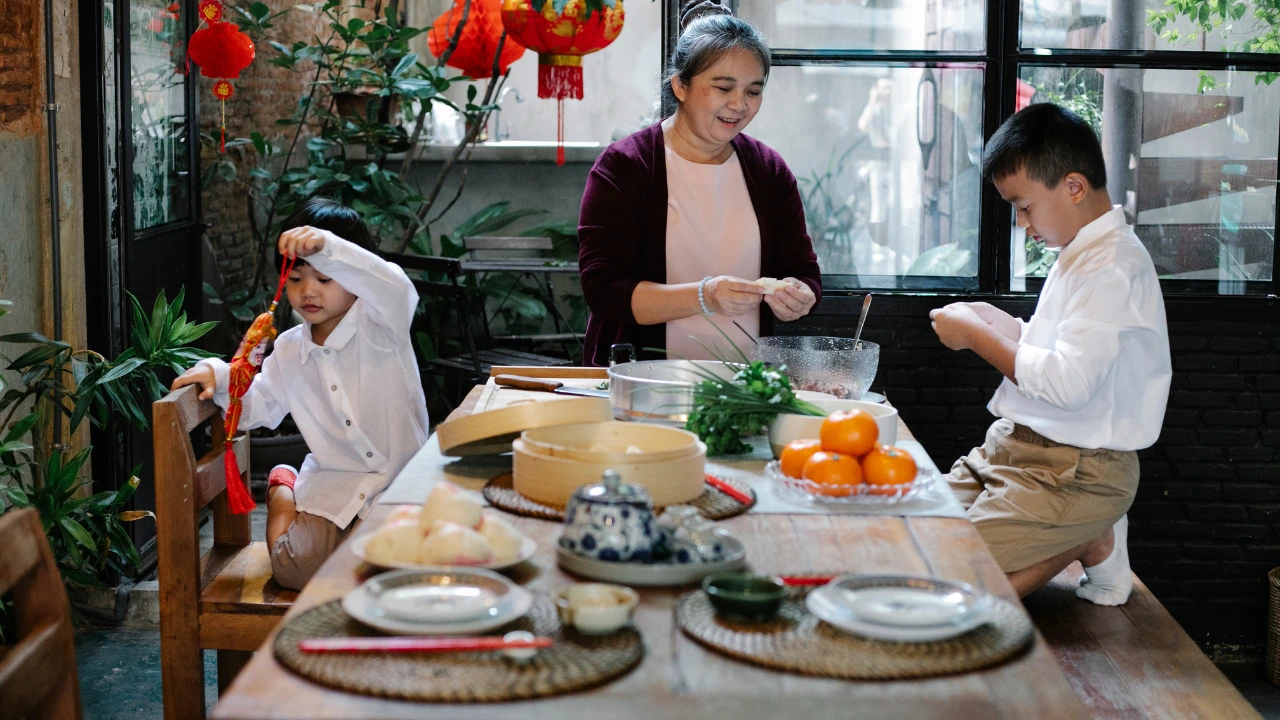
[989,206,1171,451]
[201,231,430,528]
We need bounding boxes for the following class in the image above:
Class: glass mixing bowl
[752,336,879,400]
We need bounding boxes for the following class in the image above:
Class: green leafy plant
[0,290,217,629]
[798,139,869,275]
[1148,1,1280,92]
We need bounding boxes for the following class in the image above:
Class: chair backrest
[463,236,553,257]
[384,252,485,377]
[0,507,83,719]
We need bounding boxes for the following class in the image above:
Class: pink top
[664,142,762,361]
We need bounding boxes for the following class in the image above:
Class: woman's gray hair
[661,12,771,117]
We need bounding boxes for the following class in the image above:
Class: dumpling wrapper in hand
[418,520,495,566]
[419,481,483,533]
[477,510,525,563]
[752,277,791,295]
[363,520,423,566]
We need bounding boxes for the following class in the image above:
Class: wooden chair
[461,235,583,358]
[385,252,572,409]
[0,507,82,719]
[153,385,297,720]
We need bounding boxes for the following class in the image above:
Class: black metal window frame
[662,1,1280,300]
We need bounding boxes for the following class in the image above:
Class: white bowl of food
[768,400,899,459]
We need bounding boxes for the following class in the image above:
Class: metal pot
[607,359,738,426]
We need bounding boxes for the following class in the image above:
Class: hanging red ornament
[187,0,255,153]
[502,0,625,165]
[428,0,525,81]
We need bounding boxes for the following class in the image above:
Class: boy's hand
[171,364,217,401]
[930,303,987,351]
[764,278,817,322]
[964,301,1021,342]
[278,226,327,259]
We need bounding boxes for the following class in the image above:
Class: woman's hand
[704,276,765,317]
[278,226,328,259]
[764,278,816,322]
[171,364,217,401]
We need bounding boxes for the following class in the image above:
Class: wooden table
[212,386,1088,720]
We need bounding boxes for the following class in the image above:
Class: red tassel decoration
[223,442,256,514]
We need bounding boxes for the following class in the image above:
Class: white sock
[1076,515,1132,606]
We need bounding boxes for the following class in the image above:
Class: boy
[173,198,429,590]
[930,104,1171,604]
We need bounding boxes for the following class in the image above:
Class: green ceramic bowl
[702,573,786,620]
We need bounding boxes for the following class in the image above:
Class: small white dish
[343,567,532,636]
[805,575,994,642]
[500,630,540,663]
[375,583,501,624]
[352,532,537,572]
[555,583,639,635]
[768,400,899,459]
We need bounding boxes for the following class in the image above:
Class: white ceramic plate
[805,575,993,642]
[556,536,747,587]
[351,532,538,572]
[342,567,532,636]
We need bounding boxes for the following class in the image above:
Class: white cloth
[989,207,1171,451]
[663,142,761,360]
[203,232,430,528]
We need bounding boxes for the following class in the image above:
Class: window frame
[662,0,1280,298]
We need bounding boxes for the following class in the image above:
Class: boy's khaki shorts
[945,419,1138,574]
[271,512,355,591]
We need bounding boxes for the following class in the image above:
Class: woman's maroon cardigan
[577,123,823,367]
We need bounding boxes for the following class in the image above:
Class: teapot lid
[574,469,652,506]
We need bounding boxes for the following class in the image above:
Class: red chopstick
[298,636,554,654]
[777,576,835,587]
[705,474,753,505]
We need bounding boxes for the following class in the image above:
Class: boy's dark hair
[983,103,1107,191]
[276,197,374,271]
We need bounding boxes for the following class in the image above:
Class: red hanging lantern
[187,0,255,152]
[502,0,625,165]
[429,0,525,81]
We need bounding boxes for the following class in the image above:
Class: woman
[578,9,821,366]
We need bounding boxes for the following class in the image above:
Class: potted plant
[0,291,218,628]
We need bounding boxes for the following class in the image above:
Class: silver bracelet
[698,276,715,316]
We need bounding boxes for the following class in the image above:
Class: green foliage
[1031,69,1103,136]
[0,291,215,630]
[686,361,824,456]
[798,139,869,274]
[1148,1,1280,91]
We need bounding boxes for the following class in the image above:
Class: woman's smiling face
[670,48,765,146]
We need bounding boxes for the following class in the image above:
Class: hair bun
[680,0,732,30]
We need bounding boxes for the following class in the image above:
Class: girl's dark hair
[661,13,771,117]
[276,197,374,270]
[983,103,1108,190]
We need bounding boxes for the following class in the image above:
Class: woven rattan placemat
[273,594,644,702]
[482,473,756,522]
[676,585,1034,680]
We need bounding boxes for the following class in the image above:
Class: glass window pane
[130,0,189,230]
[738,0,986,53]
[1011,66,1278,293]
[1021,0,1273,53]
[748,65,985,289]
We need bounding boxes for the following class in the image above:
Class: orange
[780,438,824,479]
[801,451,863,497]
[819,409,879,457]
[862,445,918,496]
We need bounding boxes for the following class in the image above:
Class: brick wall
[0,0,40,131]
[789,294,1280,649]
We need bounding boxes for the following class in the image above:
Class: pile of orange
[779,409,918,497]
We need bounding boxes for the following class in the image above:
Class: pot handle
[609,343,636,367]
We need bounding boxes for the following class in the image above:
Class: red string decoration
[187,1,255,153]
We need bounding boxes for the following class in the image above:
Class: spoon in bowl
[853,294,872,350]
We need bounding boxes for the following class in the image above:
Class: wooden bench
[0,507,82,719]
[153,386,298,720]
[1025,563,1260,719]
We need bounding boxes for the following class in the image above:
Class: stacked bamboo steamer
[513,422,706,508]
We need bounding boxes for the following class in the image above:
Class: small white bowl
[769,400,899,459]
[555,583,639,635]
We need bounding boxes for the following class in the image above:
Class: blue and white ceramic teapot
[559,470,656,563]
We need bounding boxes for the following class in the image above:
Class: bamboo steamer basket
[437,397,613,456]
[520,421,702,465]
[512,427,706,508]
